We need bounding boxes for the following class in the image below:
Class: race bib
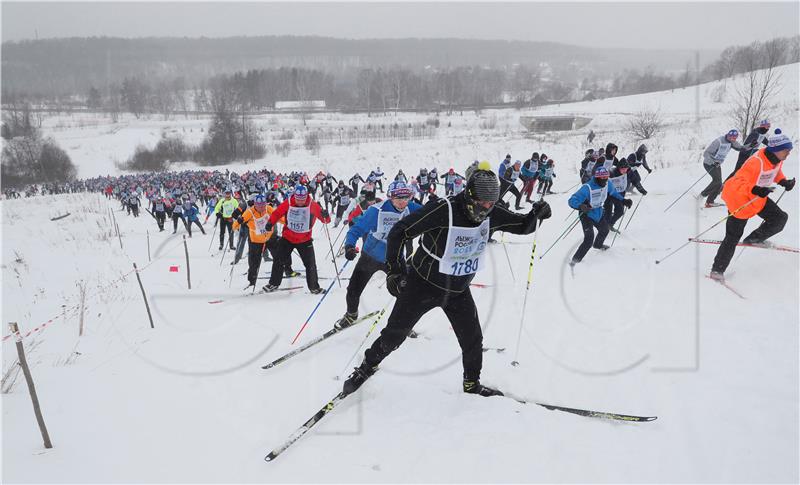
[589,186,608,208]
[440,219,489,276]
[756,159,781,188]
[286,206,311,233]
[610,174,627,193]
[373,205,406,241]
[254,213,269,235]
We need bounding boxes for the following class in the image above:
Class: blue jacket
[184,205,201,222]
[568,179,623,222]
[345,199,422,263]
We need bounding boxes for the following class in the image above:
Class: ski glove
[386,273,407,298]
[646,167,653,173]
[344,245,359,261]
[751,186,774,198]
[578,203,592,214]
[623,199,633,209]
[236,216,245,225]
[263,222,273,233]
[778,178,796,192]
[531,200,552,220]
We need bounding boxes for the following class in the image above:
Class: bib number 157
[450,257,479,276]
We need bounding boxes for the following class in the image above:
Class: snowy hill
[2,65,799,482]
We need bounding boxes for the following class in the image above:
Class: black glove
[778,178,796,192]
[623,199,633,209]
[216,212,222,220]
[578,203,592,214]
[320,209,330,219]
[236,216,245,225]
[344,245,359,261]
[386,273,407,298]
[263,222,273,232]
[751,185,774,198]
[646,167,653,174]
[531,200,551,220]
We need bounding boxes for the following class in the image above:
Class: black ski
[264,390,348,462]
[261,311,380,369]
[505,393,656,422]
[207,286,303,304]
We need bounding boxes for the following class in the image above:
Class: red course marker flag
[169,265,179,272]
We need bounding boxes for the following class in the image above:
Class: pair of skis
[264,384,657,462]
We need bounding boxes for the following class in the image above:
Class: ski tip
[264,453,277,462]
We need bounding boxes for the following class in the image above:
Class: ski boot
[343,361,378,395]
[262,284,279,293]
[219,244,223,251]
[463,380,504,397]
[709,270,725,282]
[285,270,300,278]
[594,244,610,251]
[309,287,325,295]
[334,312,358,330]
[704,202,724,208]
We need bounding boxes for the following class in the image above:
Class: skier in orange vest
[710,129,795,280]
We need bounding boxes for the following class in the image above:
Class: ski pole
[336,299,392,379]
[511,193,546,366]
[500,232,516,283]
[290,259,351,345]
[609,207,626,248]
[663,171,707,213]
[207,221,217,251]
[324,223,348,260]
[540,213,580,259]
[322,222,342,288]
[655,194,764,265]
[623,193,646,231]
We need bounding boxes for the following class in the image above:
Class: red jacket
[269,196,330,244]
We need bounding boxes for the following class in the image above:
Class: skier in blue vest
[336,181,423,329]
[567,166,630,265]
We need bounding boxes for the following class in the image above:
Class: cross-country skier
[349,173,366,195]
[521,153,539,203]
[627,146,652,195]
[215,189,240,250]
[234,194,277,288]
[151,196,167,231]
[262,185,331,293]
[341,161,552,398]
[568,166,630,265]
[701,129,747,208]
[729,119,771,179]
[332,180,356,228]
[499,160,523,210]
[710,130,795,281]
[335,181,422,329]
[417,168,432,204]
[606,158,630,231]
[183,201,206,237]
[537,156,556,195]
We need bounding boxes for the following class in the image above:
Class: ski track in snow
[2,64,798,483]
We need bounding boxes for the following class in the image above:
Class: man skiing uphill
[341,162,552,398]
[335,181,422,330]
[701,130,747,208]
[710,130,795,281]
[262,185,331,294]
[568,166,629,265]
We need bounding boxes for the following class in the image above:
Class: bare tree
[730,39,785,135]
[626,106,664,141]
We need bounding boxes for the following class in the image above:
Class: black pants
[334,204,348,226]
[268,238,320,290]
[351,183,359,195]
[604,197,625,228]
[363,273,483,380]
[219,218,235,248]
[376,179,383,192]
[572,214,609,262]
[419,184,430,204]
[172,213,186,232]
[500,179,522,208]
[712,198,788,273]
[247,241,266,285]
[187,219,205,236]
[538,179,553,194]
[627,170,647,193]
[700,164,722,204]
[266,236,294,272]
[155,211,166,230]
[346,254,386,314]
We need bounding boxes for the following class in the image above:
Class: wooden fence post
[9,322,53,449]
[183,235,191,290]
[132,263,154,329]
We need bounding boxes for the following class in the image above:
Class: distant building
[275,100,326,110]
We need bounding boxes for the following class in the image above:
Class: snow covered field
[2,64,798,483]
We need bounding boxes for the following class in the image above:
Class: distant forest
[1,35,798,116]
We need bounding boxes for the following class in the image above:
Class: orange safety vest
[234,206,275,244]
[722,148,785,220]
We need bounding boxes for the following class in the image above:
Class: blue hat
[766,128,793,153]
[726,129,739,138]
[254,194,267,204]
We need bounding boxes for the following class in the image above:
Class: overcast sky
[2,1,798,49]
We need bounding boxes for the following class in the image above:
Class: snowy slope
[2,65,799,483]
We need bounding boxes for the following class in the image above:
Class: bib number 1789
[450,257,479,276]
